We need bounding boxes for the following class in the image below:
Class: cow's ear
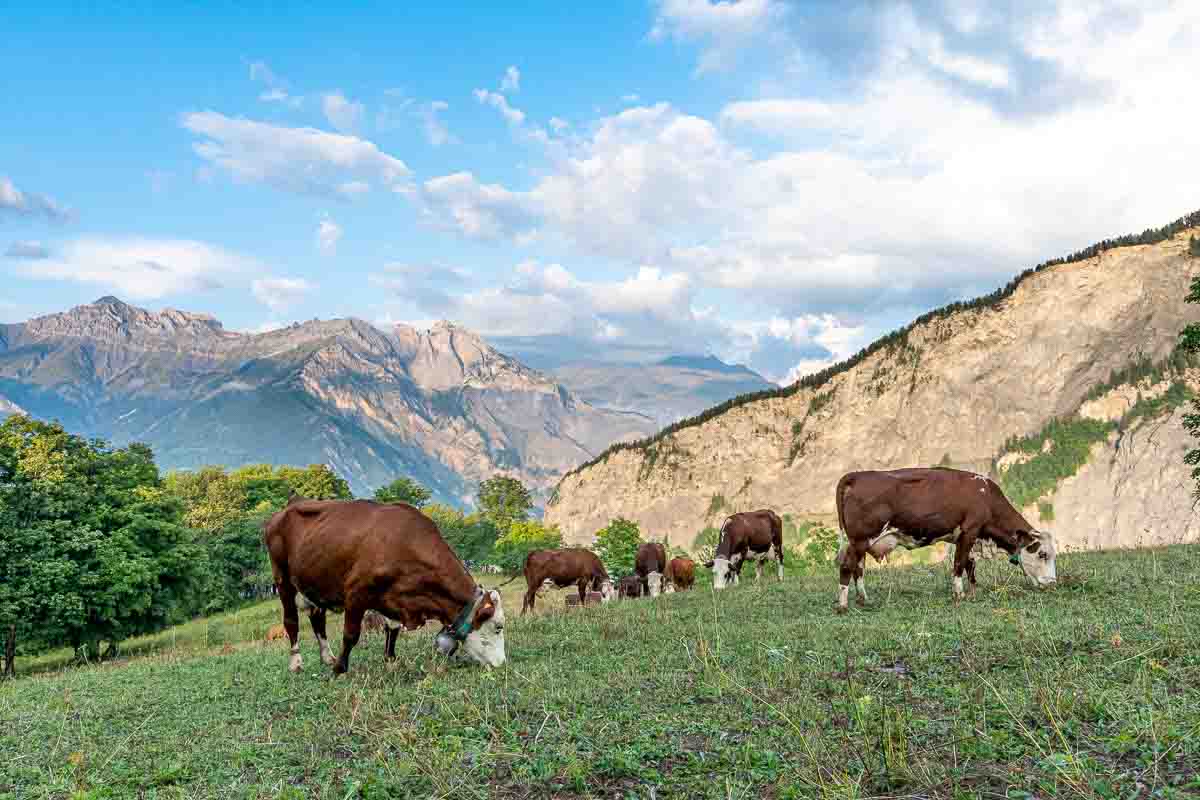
[473,596,497,627]
[1025,541,1041,554]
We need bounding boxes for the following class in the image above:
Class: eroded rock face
[0,300,655,503]
[546,231,1200,552]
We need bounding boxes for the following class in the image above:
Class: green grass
[4,547,1200,799]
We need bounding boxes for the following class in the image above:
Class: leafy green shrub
[998,417,1115,509]
[692,526,720,563]
[594,517,643,577]
[706,494,727,518]
[373,476,431,507]
[491,519,563,573]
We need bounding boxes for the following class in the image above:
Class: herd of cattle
[262,466,1059,675]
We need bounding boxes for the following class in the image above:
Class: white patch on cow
[972,473,988,482]
[838,584,849,609]
[647,571,663,597]
[867,524,961,561]
[599,579,616,603]
[1019,530,1059,587]
[316,633,336,666]
[663,580,676,594]
[855,576,867,602]
[288,645,302,673]
[953,576,964,597]
[459,590,506,668]
[711,557,733,590]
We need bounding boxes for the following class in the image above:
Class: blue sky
[3,1,1199,382]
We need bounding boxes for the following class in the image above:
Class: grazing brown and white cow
[636,542,669,596]
[519,548,615,614]
[833,468,1058,612]
[263,497,506,674]
[667,557,696,591]
[617,575,643,599]
[704,510,784,589]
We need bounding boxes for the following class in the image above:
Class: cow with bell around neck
[834,467,1057,612]
[263,495,505,674]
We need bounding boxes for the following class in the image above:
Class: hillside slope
[546,218,1200,550]
[0,298,653,504]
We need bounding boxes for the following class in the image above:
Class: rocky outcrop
[545,226,1200,552]
[0,299,655,504]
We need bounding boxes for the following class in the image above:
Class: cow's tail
[835,473,851,538]
[490,573,524,590]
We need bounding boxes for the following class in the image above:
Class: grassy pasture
[2,547,1200,799]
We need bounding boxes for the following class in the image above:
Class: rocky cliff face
[0,298,653,504]
[545,227,1200,552]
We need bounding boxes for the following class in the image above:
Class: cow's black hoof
[855,597,866,608]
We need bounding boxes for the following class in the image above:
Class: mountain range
[0,296,769,506]
[546,213,1200,553]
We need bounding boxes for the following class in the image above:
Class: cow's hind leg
[277,580,303,673]
[522,587,536,615]
[966,557,977,596]
[755,556,764,582]
[308,607,337,667]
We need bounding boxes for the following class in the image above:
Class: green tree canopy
[374,476,431,508]
[423,503,499,565]
[594,517,643,577]
[475,476,532,533]
[492,519,563,573]
[1180,276,1200,490]
[0,415,207,669]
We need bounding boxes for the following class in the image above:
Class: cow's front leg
[384,624,400,660]
[334,604,366,675]
[854,560,867,607]
[952,532,979,602]
[965,557,977,596]
[836,543,865,614]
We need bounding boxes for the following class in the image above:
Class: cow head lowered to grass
[263,497,506,674]
[833,468,1059,612]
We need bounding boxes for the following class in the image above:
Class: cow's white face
[646,571,663,597]
[1019,531,1058,587]
[459,590,506,667]
[599,579,616,603]
[711,557,732,589]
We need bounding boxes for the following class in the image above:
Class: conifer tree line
[0,415,553,676]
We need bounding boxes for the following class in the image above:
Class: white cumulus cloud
[0,176,73,223]
[500,65,521,93]
[180,111,410,197]
[18,237,260,300]
[321,90,365,133]
[316,217,342,253]
[252,277,315,312]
